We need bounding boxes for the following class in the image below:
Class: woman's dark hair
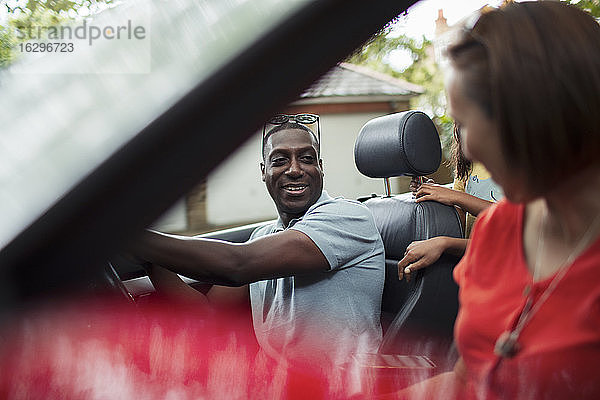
[447,2,600,196]
[451,123,472,182]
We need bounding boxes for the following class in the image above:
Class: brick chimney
[435,9,449,36]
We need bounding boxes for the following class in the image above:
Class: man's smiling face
[261,128,323,226]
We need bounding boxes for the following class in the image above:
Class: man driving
[131,114,385,364]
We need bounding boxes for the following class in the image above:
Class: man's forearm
[145,263,249,310]
[131,228,329,286]
[133,230,246,286]
[145,263,210,305]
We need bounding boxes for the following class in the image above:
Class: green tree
[346,25,452,159]
[0,26,17,67]
[346,0,600,162]
[0,0,113,67]
[562,0,600,17]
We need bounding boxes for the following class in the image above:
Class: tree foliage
[347,23,451,158]
[0,0,112,67]
[345,0,600,161]
[347,23,429,77]
[3,0,113,16]
[563,0,600,17]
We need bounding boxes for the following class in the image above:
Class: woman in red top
[398,2,600,399]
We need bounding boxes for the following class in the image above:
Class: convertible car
[0,0,464,398]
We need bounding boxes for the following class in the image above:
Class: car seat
[354,111,462,367]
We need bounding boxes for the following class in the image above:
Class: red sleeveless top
[454,199,600,399]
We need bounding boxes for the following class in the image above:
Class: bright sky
[386,0,509,69]
[394,0,507,39]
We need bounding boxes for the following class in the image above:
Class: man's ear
[260,162,266,182]
[319,159,324,176]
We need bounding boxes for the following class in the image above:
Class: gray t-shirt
[248,191,385,365]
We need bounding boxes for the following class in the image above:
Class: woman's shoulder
[455,200,524,285]
[473,199,522,235]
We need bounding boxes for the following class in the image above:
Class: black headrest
[354,111,441,178]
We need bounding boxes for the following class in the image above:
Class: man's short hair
[262,122,320,160]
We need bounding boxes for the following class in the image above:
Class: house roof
[298,62,423,102]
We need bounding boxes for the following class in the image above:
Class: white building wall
[206,131,274,225]
[205,111,398,226]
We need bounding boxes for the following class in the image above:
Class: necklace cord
[494,207,600,359]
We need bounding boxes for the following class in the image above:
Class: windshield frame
[0,0,419,311]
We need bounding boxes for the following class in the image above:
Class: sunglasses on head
[268,113,318,126]
[262,113,321,158]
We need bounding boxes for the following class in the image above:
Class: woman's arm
[398,236,468,281]
[414,183,493,216]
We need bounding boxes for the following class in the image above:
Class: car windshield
[0,0,311,250]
